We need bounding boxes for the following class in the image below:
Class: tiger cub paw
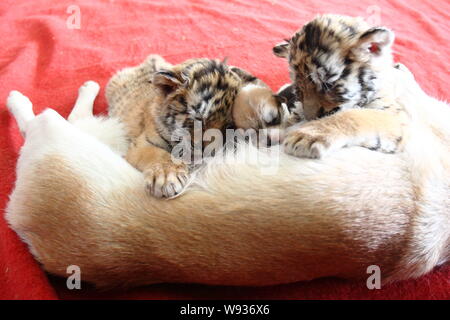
[144,163,189,198]
[283,125,343,159]
[361,134,403,154]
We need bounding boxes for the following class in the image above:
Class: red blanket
[0,0,449,300]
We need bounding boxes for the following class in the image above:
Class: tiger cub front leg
[127,133,189,198]
[283,108,406,159]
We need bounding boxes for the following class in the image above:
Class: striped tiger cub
[273,14,410,159]
[106,55,286,198]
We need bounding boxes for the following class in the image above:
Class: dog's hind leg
[69,81,130,156]
[7,91,35,137]
[68,81,100,123]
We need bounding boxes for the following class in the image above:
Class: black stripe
[344,56,353,65]
[358,66,366,88]
[146,136,169,150]
[303,22,322,53]
[359,27,386,40]
[311,57,323,70]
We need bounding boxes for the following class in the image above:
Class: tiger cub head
[151,58,241,147]
[151,59,286,149]
[273,14,395,120]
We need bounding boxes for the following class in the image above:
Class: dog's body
[5,57,449,287]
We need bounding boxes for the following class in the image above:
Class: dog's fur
[5,58,449,287]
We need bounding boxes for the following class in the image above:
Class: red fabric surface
[0,0,449,300]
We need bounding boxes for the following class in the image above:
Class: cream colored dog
[4,64,449,288]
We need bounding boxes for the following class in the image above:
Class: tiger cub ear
[273,41,290,58]
[352,27,394,62]
[151,70,189,95]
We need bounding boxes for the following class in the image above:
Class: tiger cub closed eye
[273,14,410,159]
[106,55,285,198]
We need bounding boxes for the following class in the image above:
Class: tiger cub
[273,14,410,159]
[106,55,285,198]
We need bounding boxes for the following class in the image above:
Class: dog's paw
[7,91,32,111]
[283,126,340,159]
[79,81,100,96]
[144,163,189,198]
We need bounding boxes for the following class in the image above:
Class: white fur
[68,81,100,123]
[7,91,34,136]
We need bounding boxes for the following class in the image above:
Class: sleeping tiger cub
[106,55,286,198]
[273,14,410,159]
